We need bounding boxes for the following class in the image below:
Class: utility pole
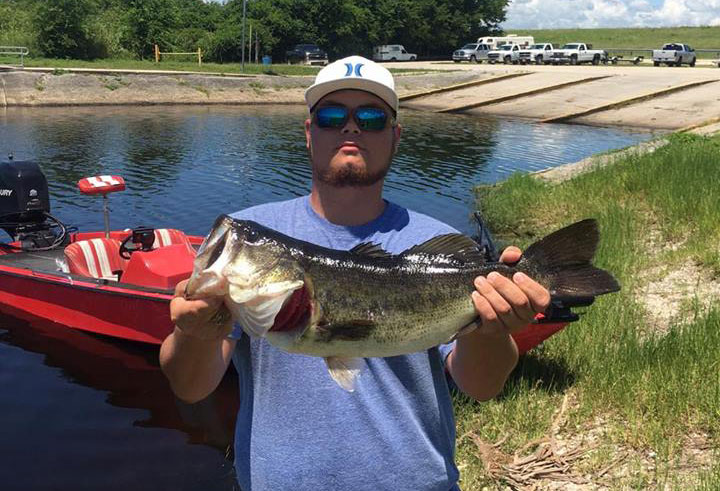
[241,0,247,70]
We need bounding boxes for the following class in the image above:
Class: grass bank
[509,26,720,58]
[0,57,430,76]
[0,57,320,76]
[455,132,720,488]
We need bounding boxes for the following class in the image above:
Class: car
[452,43,491,63]
[652,43,696,67]
[518,43,555,65]
[550,43,607,65]
[286,44,328,66]
[372,45,417,62]
[487,44,520,64]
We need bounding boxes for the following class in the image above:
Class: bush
[34,0,94,59]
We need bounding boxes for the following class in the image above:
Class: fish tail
[518,219,620,301]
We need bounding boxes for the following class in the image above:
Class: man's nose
[341,115,361,134]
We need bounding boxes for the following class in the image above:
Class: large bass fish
[185,215,620,390]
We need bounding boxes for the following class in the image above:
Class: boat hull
[0,268,173,344]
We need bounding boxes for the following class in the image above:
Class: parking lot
[394,61,720,132]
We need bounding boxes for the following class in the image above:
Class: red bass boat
[0,158,203,344]
[0,158,580,352]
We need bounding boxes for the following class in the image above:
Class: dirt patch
[636,262,720,336]
[465,393,716,489]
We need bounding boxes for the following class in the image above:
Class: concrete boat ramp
[398,62,720,131]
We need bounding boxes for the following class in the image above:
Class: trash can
[262,55,272,66]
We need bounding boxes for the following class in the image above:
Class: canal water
[0,105,653,490]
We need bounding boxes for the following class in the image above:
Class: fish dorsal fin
[402,234,486,263]
[349,242,394,259]
[324,356,366,392]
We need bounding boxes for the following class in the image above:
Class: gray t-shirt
[229,196,461,491]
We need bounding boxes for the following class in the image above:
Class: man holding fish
[160,56,617,490]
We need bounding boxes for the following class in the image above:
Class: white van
[476,35,534,50]
[372,45,417,62]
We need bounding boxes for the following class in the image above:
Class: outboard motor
[0,156,68,250]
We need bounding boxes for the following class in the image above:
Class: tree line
[0,0,509,63]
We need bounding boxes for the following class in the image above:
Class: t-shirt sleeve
[229,321,244,340]
[439,340,458,390]
[438,341,455,367]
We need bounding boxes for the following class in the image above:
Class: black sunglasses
[313,106,395,131]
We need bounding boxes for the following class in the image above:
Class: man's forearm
[447,328,519,401]
[159,327,235,403]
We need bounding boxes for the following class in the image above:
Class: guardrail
[154,44,202,66]
[0,46,29,67]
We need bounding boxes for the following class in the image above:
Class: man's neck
[309,181,386,226]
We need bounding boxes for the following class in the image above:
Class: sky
[503,0,720,28]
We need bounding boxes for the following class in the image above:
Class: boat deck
[0,247,66,273]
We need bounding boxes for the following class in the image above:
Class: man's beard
[314,160,390,187]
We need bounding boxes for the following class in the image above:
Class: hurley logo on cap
[344,62,364,77]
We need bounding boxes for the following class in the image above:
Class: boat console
[121,242,196,290]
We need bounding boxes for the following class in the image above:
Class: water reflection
[0,105,652,235]
[123,114,188,188]
[0,316,238,491]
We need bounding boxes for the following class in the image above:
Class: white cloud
[504,0,720,28]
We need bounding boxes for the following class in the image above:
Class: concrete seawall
[0,69,478,107]
[397,61,720,131]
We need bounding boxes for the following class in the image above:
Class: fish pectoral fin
[324,356,366,392]
[446,321,478,343]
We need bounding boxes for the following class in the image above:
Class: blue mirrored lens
[315,107,348,128]
[314,106,389,131]
[355,107,388,130]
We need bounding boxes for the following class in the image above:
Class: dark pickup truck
[286,44,328,66]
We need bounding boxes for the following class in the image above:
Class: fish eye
[244,227,260,243]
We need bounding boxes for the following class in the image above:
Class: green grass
[16,57,321,76]
[2,56,434,77]
[459,133,720,488]
[509,26,720,58]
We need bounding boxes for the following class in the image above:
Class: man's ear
[304,118,312,151]
[392,123,403,154]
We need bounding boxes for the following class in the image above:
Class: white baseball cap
[305,55,398,114]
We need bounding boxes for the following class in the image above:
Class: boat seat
[152,228,192,249]
[64,238,128,281]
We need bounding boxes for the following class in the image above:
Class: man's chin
[316,164,389,187]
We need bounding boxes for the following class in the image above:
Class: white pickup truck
[518,43,555,65]
[550,43,607,65]
[652,43,696,67]
[487,44,520,64]
[452,43,491,63]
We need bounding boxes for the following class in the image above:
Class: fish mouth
[268,286,312,333]
[186,226,233,299]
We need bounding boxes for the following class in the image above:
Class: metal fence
[0,46,29,67]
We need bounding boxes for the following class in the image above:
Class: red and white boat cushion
[64,238,128,280]
[152,228,192,249]
[77,176,126,195]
